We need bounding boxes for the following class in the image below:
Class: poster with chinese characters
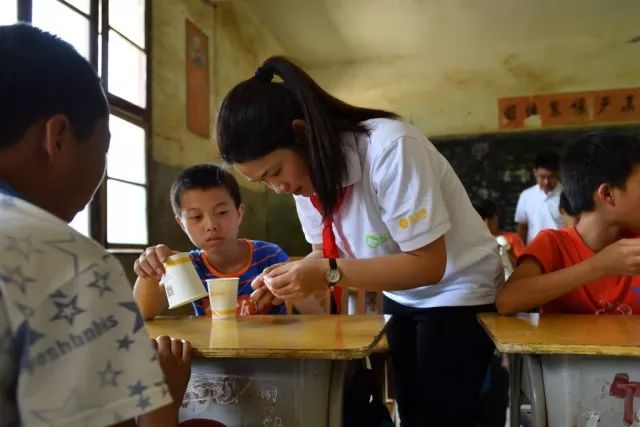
[498,88,640,130]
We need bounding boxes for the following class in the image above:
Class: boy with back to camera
[133,164,324,318]
[0,23,191,427]
[498,133,640,315]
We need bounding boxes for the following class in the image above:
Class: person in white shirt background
[214,56,503,427]
[514,150,563,244]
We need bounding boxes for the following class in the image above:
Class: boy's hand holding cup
[134,244,176,279]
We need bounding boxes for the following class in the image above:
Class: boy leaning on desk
[498,132,640,316]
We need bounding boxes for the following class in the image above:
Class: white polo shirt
[294,118,502,309]
[514,184,563,244]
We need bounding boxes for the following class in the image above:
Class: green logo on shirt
[365,233,392,248]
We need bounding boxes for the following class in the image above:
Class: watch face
[326,269,340,284]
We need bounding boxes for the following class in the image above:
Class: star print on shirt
[15,321,45,374]
[137,395,151,410]
[43,232,81,276]
[49,289,67,299]
[117,334,134,351]
[4,235,44,261]
[154,380,169,397]
[98,360,123,387]
[50,294,86,325]
[87,271,113,297]
[0,328,12,353]
[15,303,35,318]
[128,379,148,396]
[0,265,36,295]
[118,301,145,334]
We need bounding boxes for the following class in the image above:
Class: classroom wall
[305,27,640,137]
[307,0,640,136]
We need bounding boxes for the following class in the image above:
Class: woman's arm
[331,236,446,291]
[262,236,447,300]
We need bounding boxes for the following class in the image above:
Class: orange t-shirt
[503,231,525,259]
[521,227,640,315]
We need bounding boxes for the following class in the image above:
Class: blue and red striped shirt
[190,240,288,316]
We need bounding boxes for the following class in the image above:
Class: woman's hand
[250,263,286,306]
[262,258,327,300]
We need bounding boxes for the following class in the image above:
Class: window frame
[18,0,152,249]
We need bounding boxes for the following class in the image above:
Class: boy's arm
[496,257,602,314]
[497,238,640,314]
[132,245,174,320]
[133,276,169,320]
[516,223,528,245]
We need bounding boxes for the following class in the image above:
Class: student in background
[497,133,640,315]
[474,199,525,268]
[514,150,563,244]
[133,164,324,319]
[0,23,191,427]
[215,56,502,426]
[559,191,578,228]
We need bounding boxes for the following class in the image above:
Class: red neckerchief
[310,187,348,314]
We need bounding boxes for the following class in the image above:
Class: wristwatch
[325,258,341,288]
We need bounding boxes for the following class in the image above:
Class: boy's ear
[175,215,186,232]
[237,204,245,222]
[596,183,615,206]
[42,115,72,160]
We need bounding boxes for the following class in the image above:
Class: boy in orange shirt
[497,133,640,315]
[474,199,526,262]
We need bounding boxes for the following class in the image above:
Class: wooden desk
[479,313,640,427]
[147,314,387,359]
[147,315,388,426]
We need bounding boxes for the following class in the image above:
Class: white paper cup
[161,253,208,309]
[206,277,239,319]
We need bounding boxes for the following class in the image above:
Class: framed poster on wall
[186,19,210,137]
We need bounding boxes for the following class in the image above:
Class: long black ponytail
[216,56,397,217]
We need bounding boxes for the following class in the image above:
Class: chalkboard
[432,126,640,231]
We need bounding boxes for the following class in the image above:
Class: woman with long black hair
[216,56,503,426]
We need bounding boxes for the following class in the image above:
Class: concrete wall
[305,42,640,137]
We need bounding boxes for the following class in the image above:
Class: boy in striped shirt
[133,164,289,318]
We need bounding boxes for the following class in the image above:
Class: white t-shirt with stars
[0,195,171,426]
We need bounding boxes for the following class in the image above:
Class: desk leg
[328,360,348,427]
[509,354,522,427]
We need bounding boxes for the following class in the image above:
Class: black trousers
[384,298,496,427]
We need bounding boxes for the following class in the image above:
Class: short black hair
[473,199,497,220]
[170,164,242,216]
[561,132,640,214]
[534,150,560,171]
[0,24,107,148]
[559,192,575,217]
